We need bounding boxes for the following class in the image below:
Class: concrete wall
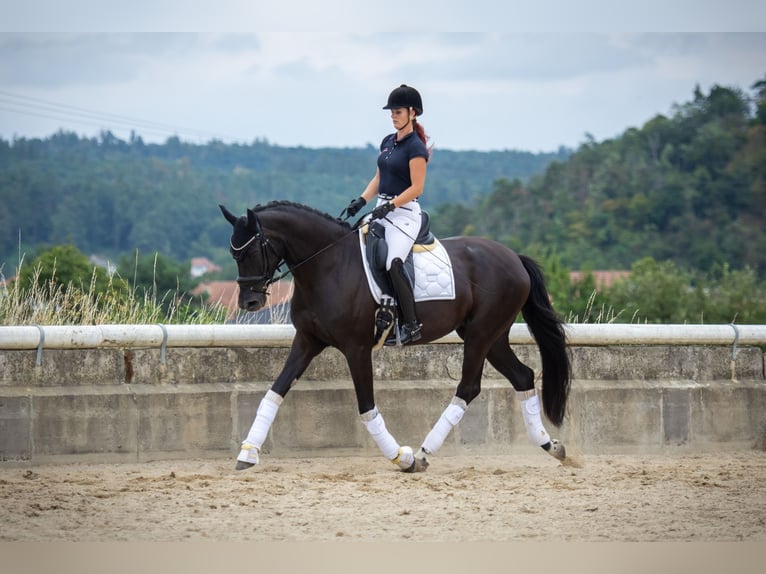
[1,343,764,465]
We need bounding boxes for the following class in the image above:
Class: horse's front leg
[412,334,488,472]
[345,346,416,472]
[235,332,326,470]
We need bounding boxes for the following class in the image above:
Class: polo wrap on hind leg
[517,389,551,447]
[237,389,283,464]
[360,407,414,470]
[420,396,467,455]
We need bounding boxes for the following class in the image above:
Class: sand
[1,450,765,542]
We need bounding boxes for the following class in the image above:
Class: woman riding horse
[220,200,570,472]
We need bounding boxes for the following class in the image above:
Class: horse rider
[345,84,432,344]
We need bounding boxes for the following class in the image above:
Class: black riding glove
[345,196,367,217]
[371,201,395,220]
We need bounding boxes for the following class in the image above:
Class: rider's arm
[392,157,426,208]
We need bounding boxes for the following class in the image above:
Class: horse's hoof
[544,439,566,461]
[235,443,260,469]
[412,447,430,472]
[393,446,415,471]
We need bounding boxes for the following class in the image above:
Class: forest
[0,129,566,269]
[1,78,765,324]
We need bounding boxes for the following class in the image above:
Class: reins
[233,218,361,293]
[271,225,360,282]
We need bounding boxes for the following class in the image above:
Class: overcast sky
[1,1,765,152]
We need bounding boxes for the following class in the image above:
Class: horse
[219,200,571,472]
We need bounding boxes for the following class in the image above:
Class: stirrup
[373,296,396,350]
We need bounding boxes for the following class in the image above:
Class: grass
[564,289,628,324]
[0,261,228,326]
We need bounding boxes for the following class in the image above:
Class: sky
[1,1,765,153]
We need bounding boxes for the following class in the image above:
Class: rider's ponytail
[413,119,433,162]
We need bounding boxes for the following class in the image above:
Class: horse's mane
[251,200,352,230]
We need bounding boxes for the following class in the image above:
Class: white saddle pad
[358,229,456,304]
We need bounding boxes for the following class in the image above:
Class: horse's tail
[519,255,571,427]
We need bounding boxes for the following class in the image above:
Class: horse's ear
[219,204,239,226]
[246,208,261,234]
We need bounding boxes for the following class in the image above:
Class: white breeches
[375,198,421,269]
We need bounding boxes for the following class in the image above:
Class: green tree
[604,258,700,323]
[17,244,113,294]
[117,250,195,298]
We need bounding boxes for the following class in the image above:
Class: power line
[0,103,189,140]
[0,90,244,142]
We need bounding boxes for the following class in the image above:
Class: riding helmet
[382,84,423,116]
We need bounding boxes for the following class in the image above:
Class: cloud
[0,31,765,152]
[0,33,210,88]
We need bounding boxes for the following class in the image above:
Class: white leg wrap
[421,397,467,455]
[518,391,551,447]
[360,407,401,462]
[238,390,283,462]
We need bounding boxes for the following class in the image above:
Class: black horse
[220,201,570,471]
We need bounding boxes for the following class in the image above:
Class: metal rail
[1,323,765,350]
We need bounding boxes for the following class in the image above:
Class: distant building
[190,257,223,279]
[569,270,630,289]
[192,279,293,323]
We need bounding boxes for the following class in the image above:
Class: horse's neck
[264,208,346,268]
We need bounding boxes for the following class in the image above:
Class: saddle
[363,210,436,298]
[363,211,435,348]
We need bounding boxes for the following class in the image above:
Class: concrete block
[0,395,31,461]
[273,384,363,451]
[31,390,138,460]
[568,381,662,452]
[695,382,765,445]
[0,343,763,466]
[134,385,233,458]
[662,386,692,446]
[0,352,37,387]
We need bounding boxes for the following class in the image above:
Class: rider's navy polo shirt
[376,131,429,200]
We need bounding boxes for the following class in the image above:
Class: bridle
[230,219,285,295]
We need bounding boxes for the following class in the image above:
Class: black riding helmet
[382,84,423,116]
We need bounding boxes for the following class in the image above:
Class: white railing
[1,323,765,350]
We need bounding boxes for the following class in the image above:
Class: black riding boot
[389,258,422,344]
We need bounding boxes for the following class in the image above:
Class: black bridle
[230,223,286,295]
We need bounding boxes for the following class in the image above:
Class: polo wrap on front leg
[360,407,400,461]
[421,396,467,455]
[517,389,551,447]
[243,389,283,449]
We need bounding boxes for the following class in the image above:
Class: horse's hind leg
[486,336,565,461]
